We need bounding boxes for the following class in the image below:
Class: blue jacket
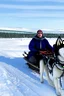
[29,35,53,52]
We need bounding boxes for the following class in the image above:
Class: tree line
[0,32,64,38]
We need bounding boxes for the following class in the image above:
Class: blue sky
[0,0,64,30]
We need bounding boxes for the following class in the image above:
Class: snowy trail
[0,62,42,96]
[0,62,24,96]
[0,62,56,96]
[0,38,63,96]
[0,62,35,96]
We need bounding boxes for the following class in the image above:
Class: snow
[0,38,63,96]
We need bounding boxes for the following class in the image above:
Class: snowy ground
[0,38,64,96]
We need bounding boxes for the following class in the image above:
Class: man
[28,29,53,66]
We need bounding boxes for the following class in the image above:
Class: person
[27,29,54,67]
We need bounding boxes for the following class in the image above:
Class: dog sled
[23,50,54,73]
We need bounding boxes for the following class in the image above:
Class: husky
[40,36,64,96]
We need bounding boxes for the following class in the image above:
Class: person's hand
[39,51,46,55]
[39,50,54,55]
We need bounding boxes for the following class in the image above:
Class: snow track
[0,61,56,96]
[0,38,62,96]
[0,62,43,96]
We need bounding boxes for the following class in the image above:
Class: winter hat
[37,30,43,34]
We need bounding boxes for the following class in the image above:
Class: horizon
[0,27,64,34]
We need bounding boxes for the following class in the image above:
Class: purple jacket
[29,35,53,53]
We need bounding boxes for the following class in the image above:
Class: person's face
[37,32,43,38]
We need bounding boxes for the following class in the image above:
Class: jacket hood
[33,35,45,40]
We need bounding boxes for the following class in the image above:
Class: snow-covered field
[0,38,64,96]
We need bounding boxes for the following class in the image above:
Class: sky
[0,0,64,30]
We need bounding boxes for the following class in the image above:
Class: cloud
[0,3,64,19]
[0,4,64,10]
[0,12,64,18]
[4,0,64,2]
